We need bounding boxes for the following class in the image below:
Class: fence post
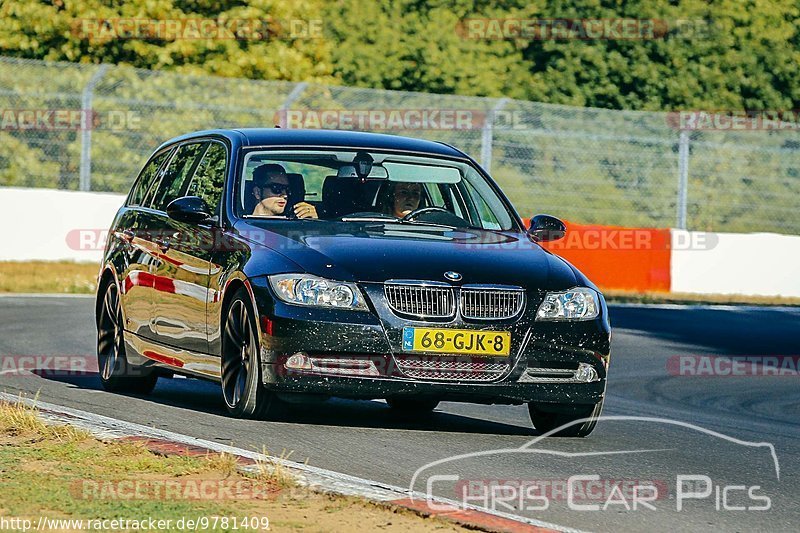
[676,130,690,229]
[79,65,108,191]
[480,98,509,173]
[277,82,308,127]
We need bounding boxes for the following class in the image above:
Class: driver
[380,181,422,218]
[251,164,317,218]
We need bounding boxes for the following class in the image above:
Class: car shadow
[33,370,537,436]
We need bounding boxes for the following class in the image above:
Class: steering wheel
[401,206,452,222]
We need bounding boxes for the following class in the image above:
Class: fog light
[285,352,312,371]
[574,363,599,383]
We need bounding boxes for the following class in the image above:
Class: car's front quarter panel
[206,228,309,357]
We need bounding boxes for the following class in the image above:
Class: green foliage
[2,1,798,111]
[0,132,63,188]
[0,0,336,83]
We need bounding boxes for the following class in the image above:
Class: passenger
[251,164,317,218]
[379,182,422,218]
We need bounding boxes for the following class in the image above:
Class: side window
[425,183,445,206]
[128,149,170,207]
[149,142,208,211]
[186,142,227,216]
[461,179,501,229]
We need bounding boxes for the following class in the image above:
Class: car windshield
[238,149,517,230]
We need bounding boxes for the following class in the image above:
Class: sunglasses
[262,182,290,195]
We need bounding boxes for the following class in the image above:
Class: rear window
[148,142,208,211]
[128,149,171,207]
[185,142,227,217]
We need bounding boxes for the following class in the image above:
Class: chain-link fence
[1,56,798,234]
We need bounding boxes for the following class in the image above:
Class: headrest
[336,165,358,178]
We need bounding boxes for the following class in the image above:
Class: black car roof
[159,128,468,159]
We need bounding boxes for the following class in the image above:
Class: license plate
[402,327,511,356]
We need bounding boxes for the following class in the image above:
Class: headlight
[268,274,368,311]
[536,287,600,321]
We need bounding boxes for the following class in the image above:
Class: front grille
[460,286,525,320]
[395,356,509,382]
[384,282,455,318]
[384,281,525,320]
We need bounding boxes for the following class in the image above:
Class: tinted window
[149,142,207,211]
[128,149,170,207]
[186,142,227,216]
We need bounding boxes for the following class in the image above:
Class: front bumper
[250,277,611,406]
[265,369,605,404]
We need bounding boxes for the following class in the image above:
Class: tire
[96,282,158,394]
[386,397,439,414]
[220,288,283,419]
[528,399,604,437]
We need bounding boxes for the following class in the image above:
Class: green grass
[0,400,470,532]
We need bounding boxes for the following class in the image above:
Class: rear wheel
[221,289,283,419]
[96,282,158,394]
[528,399,604,437]
[386,397,439,414]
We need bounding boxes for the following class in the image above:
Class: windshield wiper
[394,219,458,230]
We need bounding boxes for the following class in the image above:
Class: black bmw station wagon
[96,129,611,437]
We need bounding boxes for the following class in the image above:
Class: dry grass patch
[0,261,97,293]
[604,290,800,306]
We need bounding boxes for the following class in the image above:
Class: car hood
[236,219,581,290]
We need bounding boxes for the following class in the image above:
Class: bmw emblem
[444,271,462,282]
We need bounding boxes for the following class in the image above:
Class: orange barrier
[537,221,671,293]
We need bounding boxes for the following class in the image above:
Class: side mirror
[528,214,566,242]
[166,196,212,224]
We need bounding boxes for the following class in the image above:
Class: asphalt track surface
[0,295,797,532]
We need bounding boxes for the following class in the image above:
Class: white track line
[0,392,580,533]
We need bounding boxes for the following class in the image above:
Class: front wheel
[220,289,283,419]
[96,282,158,394]
[528,399,604,437]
